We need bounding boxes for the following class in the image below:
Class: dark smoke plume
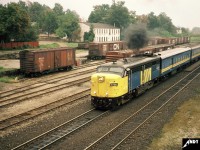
[125,23,149,51]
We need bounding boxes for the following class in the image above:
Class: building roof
[80,22,119,29]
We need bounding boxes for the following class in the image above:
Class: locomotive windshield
[97,66,124,76]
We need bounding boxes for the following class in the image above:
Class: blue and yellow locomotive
[91,45,200,109]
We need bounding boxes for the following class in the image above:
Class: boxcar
[20,47,76,74]
[88,41,127,59]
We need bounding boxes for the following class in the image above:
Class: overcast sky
[1,0,199,30]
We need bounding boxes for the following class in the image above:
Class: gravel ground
[0,62,199,150]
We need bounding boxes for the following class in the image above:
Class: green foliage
[56,9,80,42]
[106,1,131,29]
[66,43,78,48]
[0,2,39,42]
[53,3,64,16]
[42,10,58,36]
[190,36,200,43]
[39,43,60,48]
[84,25,95,42]
[88,4,110,23]
[88,1,134,30]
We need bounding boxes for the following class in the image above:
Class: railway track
[85,66,200,150]
[0,88,90,130]
[0,76,91,107]
[12,109,109,150]
[0,69,95,100]
[0,60,104,107]
[0,61,104,99]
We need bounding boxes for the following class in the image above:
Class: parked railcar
[91,45,200,109]
[78,43,89,49]
[105,44,174,62]
[88,41,127,59]
[20,47,76,75]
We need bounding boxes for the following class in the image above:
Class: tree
[28,2,43,24]
[0,2,38,42]
[42,10,58,36]
[158,12,176,33]
[147,12,159,30]
[56,9,80,42]
[88,4,110,23]
[84,25,95,42]
[105,1,131,29]
[125,24,149,51]
[53,3,64,16]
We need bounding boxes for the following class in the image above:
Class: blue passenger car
[191,45,200,61]
[156,47,191,76]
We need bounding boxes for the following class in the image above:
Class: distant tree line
[0,0,193,43]
[88,1,190,38]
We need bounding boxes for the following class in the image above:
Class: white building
[79,22,120,42]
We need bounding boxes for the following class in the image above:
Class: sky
[1,0,199,30]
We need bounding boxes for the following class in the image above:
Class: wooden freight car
[88,41,127,59]
[19,47,76,75]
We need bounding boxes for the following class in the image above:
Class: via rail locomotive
[91,45,200,109]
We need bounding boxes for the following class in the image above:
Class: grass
[148,95,200,150]
[0,76,15,83]
[66,42,78,48]
[190,35,200,43]
[0,66,12,73]
[0,67,20,83]
[39,43,60,48]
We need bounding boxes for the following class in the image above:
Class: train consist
[90,45,200,109]
[105,43,175,62]
[19,47,76,75]
[87,36,190,59]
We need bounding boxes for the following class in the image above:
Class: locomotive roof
[101,55,160,69]
[155,47,191,59]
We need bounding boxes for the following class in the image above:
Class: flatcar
[20,47,76,75]
[91,45,200,109]
[105,43,175,62]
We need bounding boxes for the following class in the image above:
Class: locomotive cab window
[97,66,124,76]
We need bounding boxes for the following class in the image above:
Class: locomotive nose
[91,73,128,98]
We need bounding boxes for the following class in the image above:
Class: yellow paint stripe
[162,57,190,74]
[161,65,172,73]
[192,53,200,59]
[172,58,190,67]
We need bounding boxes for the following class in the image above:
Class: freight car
[88,41,127,59]
[105,43,174,62]
[91,45,200,109]
[148,36,190,46]
[20,47,76,75]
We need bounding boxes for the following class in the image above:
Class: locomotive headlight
[94,91,96,95]
[110,83,118,86]
[98,76,105,82]
[106,92,108,97]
